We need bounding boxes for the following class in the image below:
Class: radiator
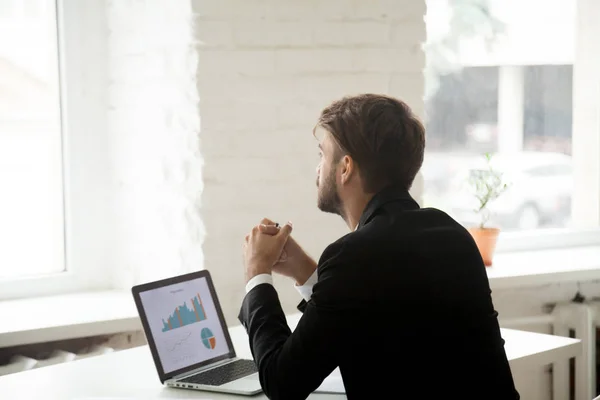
[0,345,114,376]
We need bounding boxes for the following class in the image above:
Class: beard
[317,168,342,215]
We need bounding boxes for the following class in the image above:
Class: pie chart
[201,328,216,349]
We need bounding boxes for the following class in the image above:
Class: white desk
[0,313,581,399]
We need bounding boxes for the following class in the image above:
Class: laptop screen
[138,275,232,374]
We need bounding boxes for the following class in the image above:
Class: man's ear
[340,155,354,185]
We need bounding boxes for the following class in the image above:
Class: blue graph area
[201,327,213,341]
[192,296,206,321]
[161,295,207,332]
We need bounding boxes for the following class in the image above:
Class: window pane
[0,0,64,278]
[423,0,577,232]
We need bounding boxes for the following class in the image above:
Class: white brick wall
[194,0,426,324]
[106,0,203,287]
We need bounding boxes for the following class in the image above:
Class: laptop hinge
[170,358,235,381]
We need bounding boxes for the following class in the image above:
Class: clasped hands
[243,218,317,286]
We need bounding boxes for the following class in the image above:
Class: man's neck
[341,192,374,231]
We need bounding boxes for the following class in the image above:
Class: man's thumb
[278,221,293,239]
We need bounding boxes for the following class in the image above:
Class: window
[0,0,111,299]
[423,0,599,245]
[0,0,65,279]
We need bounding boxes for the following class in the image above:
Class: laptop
[131,270,262,396]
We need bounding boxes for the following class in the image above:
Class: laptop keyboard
[180,359,258,386]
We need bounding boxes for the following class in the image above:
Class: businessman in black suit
[240,94,519,399]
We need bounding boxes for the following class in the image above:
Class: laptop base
[166,372,262,396]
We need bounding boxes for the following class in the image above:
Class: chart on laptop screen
[161,293,207,332]
[139,277,229,374]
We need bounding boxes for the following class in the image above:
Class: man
[240,94,519,399]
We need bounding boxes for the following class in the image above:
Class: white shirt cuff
[294,270,318,302]
[245,274,273,293]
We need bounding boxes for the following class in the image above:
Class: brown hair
[316,94,425,193]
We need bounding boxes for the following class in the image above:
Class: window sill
[1,245,599,348]
[487,244,600,289]
[0,291,141,348]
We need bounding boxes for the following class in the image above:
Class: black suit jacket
[239,186,519,400]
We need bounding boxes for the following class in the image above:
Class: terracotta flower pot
[468,227,500,267]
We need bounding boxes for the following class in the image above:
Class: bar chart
[161,293,207,332]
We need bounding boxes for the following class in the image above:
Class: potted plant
[466,153,509,266]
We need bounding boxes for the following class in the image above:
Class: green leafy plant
[468,153,510,229]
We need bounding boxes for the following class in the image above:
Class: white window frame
[0,0,113,299]
[494,0,600,254]
[422,0,600,254]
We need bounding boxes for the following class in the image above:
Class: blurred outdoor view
[423,0,575,231]
[0,0,65,278]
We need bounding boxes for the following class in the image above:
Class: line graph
[167,331,192,352]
